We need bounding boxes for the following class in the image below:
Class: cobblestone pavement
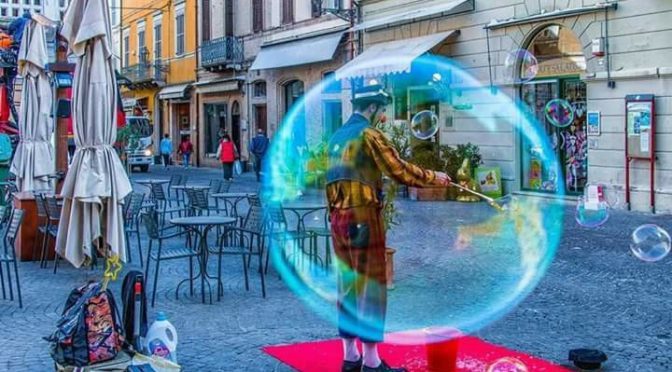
[0,166,670,371]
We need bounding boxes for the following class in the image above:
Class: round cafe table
[281,202,328,231]
[170,215,237,304]
[210,192,256,217]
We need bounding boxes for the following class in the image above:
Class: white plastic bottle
[145,312,178,363]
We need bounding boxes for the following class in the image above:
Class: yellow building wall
[121,0,197,85]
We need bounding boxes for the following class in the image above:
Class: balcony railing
[120,62,166,86]
[200,36,244,69]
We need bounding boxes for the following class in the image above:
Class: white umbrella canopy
[10,20,55,192]
[56,0,132,268]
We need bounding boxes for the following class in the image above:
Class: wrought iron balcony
[200,36,244,70]
[120,61,167,88]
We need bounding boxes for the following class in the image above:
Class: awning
[158,83,191,100]
[194,78,243,94]
[250,32,344,70]
[485,2,618,30]
[352,0,473,32]
[335,31,458,80]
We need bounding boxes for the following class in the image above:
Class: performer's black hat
[352,84,391,106]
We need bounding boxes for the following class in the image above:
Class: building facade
[195,0,352,167]
[120,0,198,162]
[0,0,68,18]
[339,0,672,213]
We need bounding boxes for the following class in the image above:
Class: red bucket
[424,327,461,372]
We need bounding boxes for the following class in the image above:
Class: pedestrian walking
[216,134,238,181]
[250,128,270,182]
[326,85,450,372]
[159,133,172,169]
[177,135,193,169]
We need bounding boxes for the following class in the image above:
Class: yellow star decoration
[104,255,123,282]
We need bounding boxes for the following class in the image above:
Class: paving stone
[0,166,669,371]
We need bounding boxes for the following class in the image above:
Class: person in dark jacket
[250,128,269,182]
[216,134,238,181]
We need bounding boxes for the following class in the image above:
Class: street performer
[326,84,451,372]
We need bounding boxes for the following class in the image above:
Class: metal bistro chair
[305,210,333,269]
[167,174,183,204]
[45,196,64,273]
[264,202,313,274]
[142,209,198,307]
[0,208,25,307]
[151,182,186,226]
[210,204,267,300]
[124,192,145,266]
[174,176,189,205]
[33,193,48,262]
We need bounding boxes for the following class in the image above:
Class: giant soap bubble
[264,55,564,344]
[630,224,671,262]
[411,110,439,140]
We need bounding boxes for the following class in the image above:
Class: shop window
[204,103,227,154]
[520,25,587,194]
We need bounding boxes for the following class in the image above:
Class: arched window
[525,25,586,79]
[284,80,305,146]
[520,25,588,195]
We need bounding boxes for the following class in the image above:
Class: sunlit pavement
[0,165,670,371]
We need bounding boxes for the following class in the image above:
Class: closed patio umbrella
[56,0,132,267]
[10,20,55,192]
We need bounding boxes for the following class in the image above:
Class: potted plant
[376,120,408,290]
[408,141,449,201]
[443,143,482,201]
[305,138,329,189]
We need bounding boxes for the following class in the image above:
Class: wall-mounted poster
[587,111,601,136]
[476,166,503,198]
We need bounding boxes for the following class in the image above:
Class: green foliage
[375,121,410,233]
[410,141,482,180]
[305,138,329,188]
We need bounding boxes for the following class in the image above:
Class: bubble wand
[449,182,504,212]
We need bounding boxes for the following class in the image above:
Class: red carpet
[263,335,571,372]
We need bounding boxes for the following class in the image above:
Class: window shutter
[202,0,211,41]
[253,0,263,32]
[282,0,293,24]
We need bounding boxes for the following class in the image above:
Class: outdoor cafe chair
[45,196,64,274]
[33,193,48,262]
[142,209,197,307]
[167,174,182,202]
[150,183,187,226]
[264,202,313,274]
[304,210,333,269]
[124,192,145,266]
[0,208,25,307]
[210,204,267,299]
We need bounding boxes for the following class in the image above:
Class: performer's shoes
[362,360,407,372]
[341,357,363,372]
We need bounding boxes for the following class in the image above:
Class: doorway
[231,101,241,151]
[204,103,227,154]
[520,25,587,195]
[255,104,267,133]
